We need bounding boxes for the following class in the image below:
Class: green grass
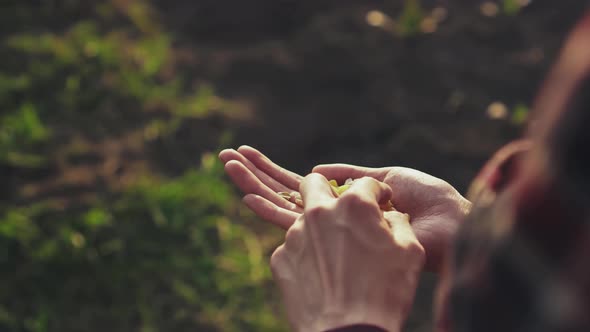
[0,1,285,331]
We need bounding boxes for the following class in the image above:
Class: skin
[269,174,425,331]
[219,145,471,273]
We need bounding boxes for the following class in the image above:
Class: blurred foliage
[502,0,523,16]
[0,1,283,331]
[511,103,529,125]
[0,102,49,167]
[1,1,233,168]
[0,165,281,331]
[397,0,425,37]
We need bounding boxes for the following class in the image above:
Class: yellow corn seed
[335,184,350,195]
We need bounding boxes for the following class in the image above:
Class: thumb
[383,210,418,243]
[383,210,425,269]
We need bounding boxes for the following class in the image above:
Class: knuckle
[307,172,325,180]
[339,192,375,209]
[303,173,325,183]
[299,173,326,192]
[284,224,303,243]
[354,176,379,189]
[358,176,378,184]
[305,205,331,219]
[270,245,288,275]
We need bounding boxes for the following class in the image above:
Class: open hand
[219,146,470,272]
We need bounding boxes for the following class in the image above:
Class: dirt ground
[151,1,584,190]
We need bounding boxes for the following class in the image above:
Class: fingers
[243,194,300,229]
[237,145,302,190]
[340,177,393,208]
[299,173,336,211]
[219,148,293,192]
[312,164,389,183]
[383,211,422,248]
[224,160,302,211]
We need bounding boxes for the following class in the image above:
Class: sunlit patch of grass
[0,157,285,331]
[0,103,50,167]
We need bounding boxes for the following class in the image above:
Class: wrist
[300,304,403,332]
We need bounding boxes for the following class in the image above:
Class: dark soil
[153,0,587,192]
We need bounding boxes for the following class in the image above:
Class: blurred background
[0,0,587,331]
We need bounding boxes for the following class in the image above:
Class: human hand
[218,146,470,272]
[271,174,425,332]
[313,164,471,273]
[218,146,304,228]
